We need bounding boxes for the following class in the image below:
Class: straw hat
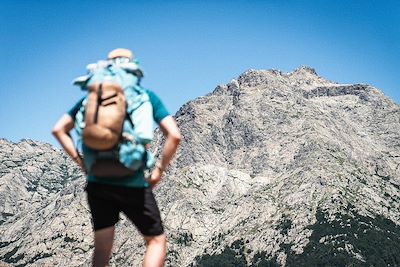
[107,48,133,60]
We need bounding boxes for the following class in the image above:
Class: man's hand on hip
[147,167,163,189]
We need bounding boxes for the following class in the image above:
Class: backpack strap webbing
[94,83,103,123]
[125,110,134,129]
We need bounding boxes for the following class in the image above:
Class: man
[52,48,181,267]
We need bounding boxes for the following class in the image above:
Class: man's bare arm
[52,114,84,171]
[147,115,181,188]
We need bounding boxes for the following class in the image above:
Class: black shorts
[85,182,164,236]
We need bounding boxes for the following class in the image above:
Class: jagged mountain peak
[291,65,318,75]
[237,65,319,82]
[173,67,398,172]
[233,66,330,90]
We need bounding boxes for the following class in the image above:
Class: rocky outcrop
[0,139,82,225]
[1,67,399,266]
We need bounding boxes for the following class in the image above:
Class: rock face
[1,67,399,266]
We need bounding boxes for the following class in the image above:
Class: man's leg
[92,226,115,267]
[143,233,166,267]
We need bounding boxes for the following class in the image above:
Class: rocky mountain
[1,67,399,266]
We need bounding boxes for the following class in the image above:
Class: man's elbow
[51,128,58,137]
[169,131,182,144]
[52,114,74,139]
[51,126,63,138]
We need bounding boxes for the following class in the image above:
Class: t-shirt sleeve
[67,97,85,118]
[147,90,170,123]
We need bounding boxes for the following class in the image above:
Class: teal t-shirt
[67,89,170,188]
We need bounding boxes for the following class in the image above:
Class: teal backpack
[72,59,155,177]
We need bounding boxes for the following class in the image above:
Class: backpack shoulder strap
[74,97,88,135]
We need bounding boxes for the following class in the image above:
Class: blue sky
[1,0,399,146]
